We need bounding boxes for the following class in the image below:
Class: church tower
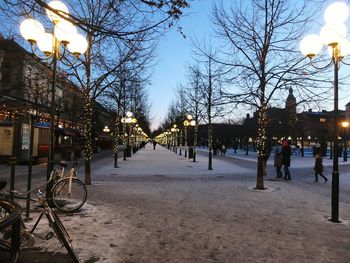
[285,88,297,136]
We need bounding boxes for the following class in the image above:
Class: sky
[148,0,212,131]
[148,0,350,131]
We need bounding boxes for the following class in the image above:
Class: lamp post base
[331,171,340,223]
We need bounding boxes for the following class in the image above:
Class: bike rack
[0,199,22,263]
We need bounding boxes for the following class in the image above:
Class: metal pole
[25,116,35,220]
[10,114,18,201]
[47,40,58,182]
[343,127,347,162]
[184,126,187,158]
[331,54,340,223]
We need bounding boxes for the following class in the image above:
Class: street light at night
[20,0,88,181]
[300,1,350,222]
[121,111,136,159]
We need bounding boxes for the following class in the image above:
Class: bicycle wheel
[51,178,87,212]
[46,209,80,263]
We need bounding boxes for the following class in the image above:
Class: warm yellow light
[54,20,77,45]
[46,1,69,23]
[20,18,45,44]
[132,118,137,124]
[324,2,349,24]
[37,32,54,56]
[342,121,349,128]
[183,120,189,126]
[320,23,347,46]
[187,114,193,120]
[300,34,323,58]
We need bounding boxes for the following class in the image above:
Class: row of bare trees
[0,0,190,184]
[158,0,342,190]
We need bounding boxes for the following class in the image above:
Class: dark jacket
[281,145,291,167]
[314,154,323,173]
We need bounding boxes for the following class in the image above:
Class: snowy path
[1,143,350,262]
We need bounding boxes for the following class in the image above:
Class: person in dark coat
[314,153,328,183]
[153,140,157,150]
[281,141,292,180]
[274,149,283,178]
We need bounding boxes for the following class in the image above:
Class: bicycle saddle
[0,180,7,190]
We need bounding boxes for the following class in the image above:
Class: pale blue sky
[148,0,350,131]
[149,0,212,130]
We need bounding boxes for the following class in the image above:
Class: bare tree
[192,46,228,170]
[211,0,331,189]
[185,64,205,162]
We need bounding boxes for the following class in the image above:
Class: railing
[0,199,22,263]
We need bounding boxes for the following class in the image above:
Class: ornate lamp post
[121,111,135,159]
[300,1,350,223]
[188,118,196,159]
[20,1,88,181]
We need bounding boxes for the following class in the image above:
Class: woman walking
[314,153,328,183]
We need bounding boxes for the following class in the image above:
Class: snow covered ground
[1,143,350,262]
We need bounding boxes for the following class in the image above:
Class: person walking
[281,141,292,180]
[221,144,226,156]
[153,140,157,150]
[274,149,283,178]
[314,153,328,183]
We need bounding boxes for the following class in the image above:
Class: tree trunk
[256,155,265,190]
[83,32,93,185]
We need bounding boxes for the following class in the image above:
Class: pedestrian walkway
[2,143,350,263]
[91,143,252,181]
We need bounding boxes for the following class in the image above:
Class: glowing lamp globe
[46,1,69,23]
[320,23,347,46]
[126,111,133,118]
[67,34,88,56]
[190,120,196,126]
[324,2,349,24]
[54,20,77,45]
[300,34,322,58]
[20,18,45,44]
[37,32,54,56]
[187,114,193,120]
[327,37,350,58]
[183,120,189,126]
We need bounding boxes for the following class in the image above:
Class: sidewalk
[1,143,350,262]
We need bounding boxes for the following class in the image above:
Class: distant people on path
[281,141,292,180]
[314,153,328,183]
[153,140,157,150]
[274,149,283,178]
[221,144,226,156]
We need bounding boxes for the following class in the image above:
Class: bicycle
[0,198,21,263]
[48,161,87,213]
[0,180,80,263]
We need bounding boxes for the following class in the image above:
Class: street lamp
[121,111,135,159]
[341,121,349,162]
[20,0,88,181]
[300,1,350,223]
[103,126,110,133]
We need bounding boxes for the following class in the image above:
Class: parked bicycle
[47,161,87,213]
[0,180,80,263]
[0,198,21,263]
